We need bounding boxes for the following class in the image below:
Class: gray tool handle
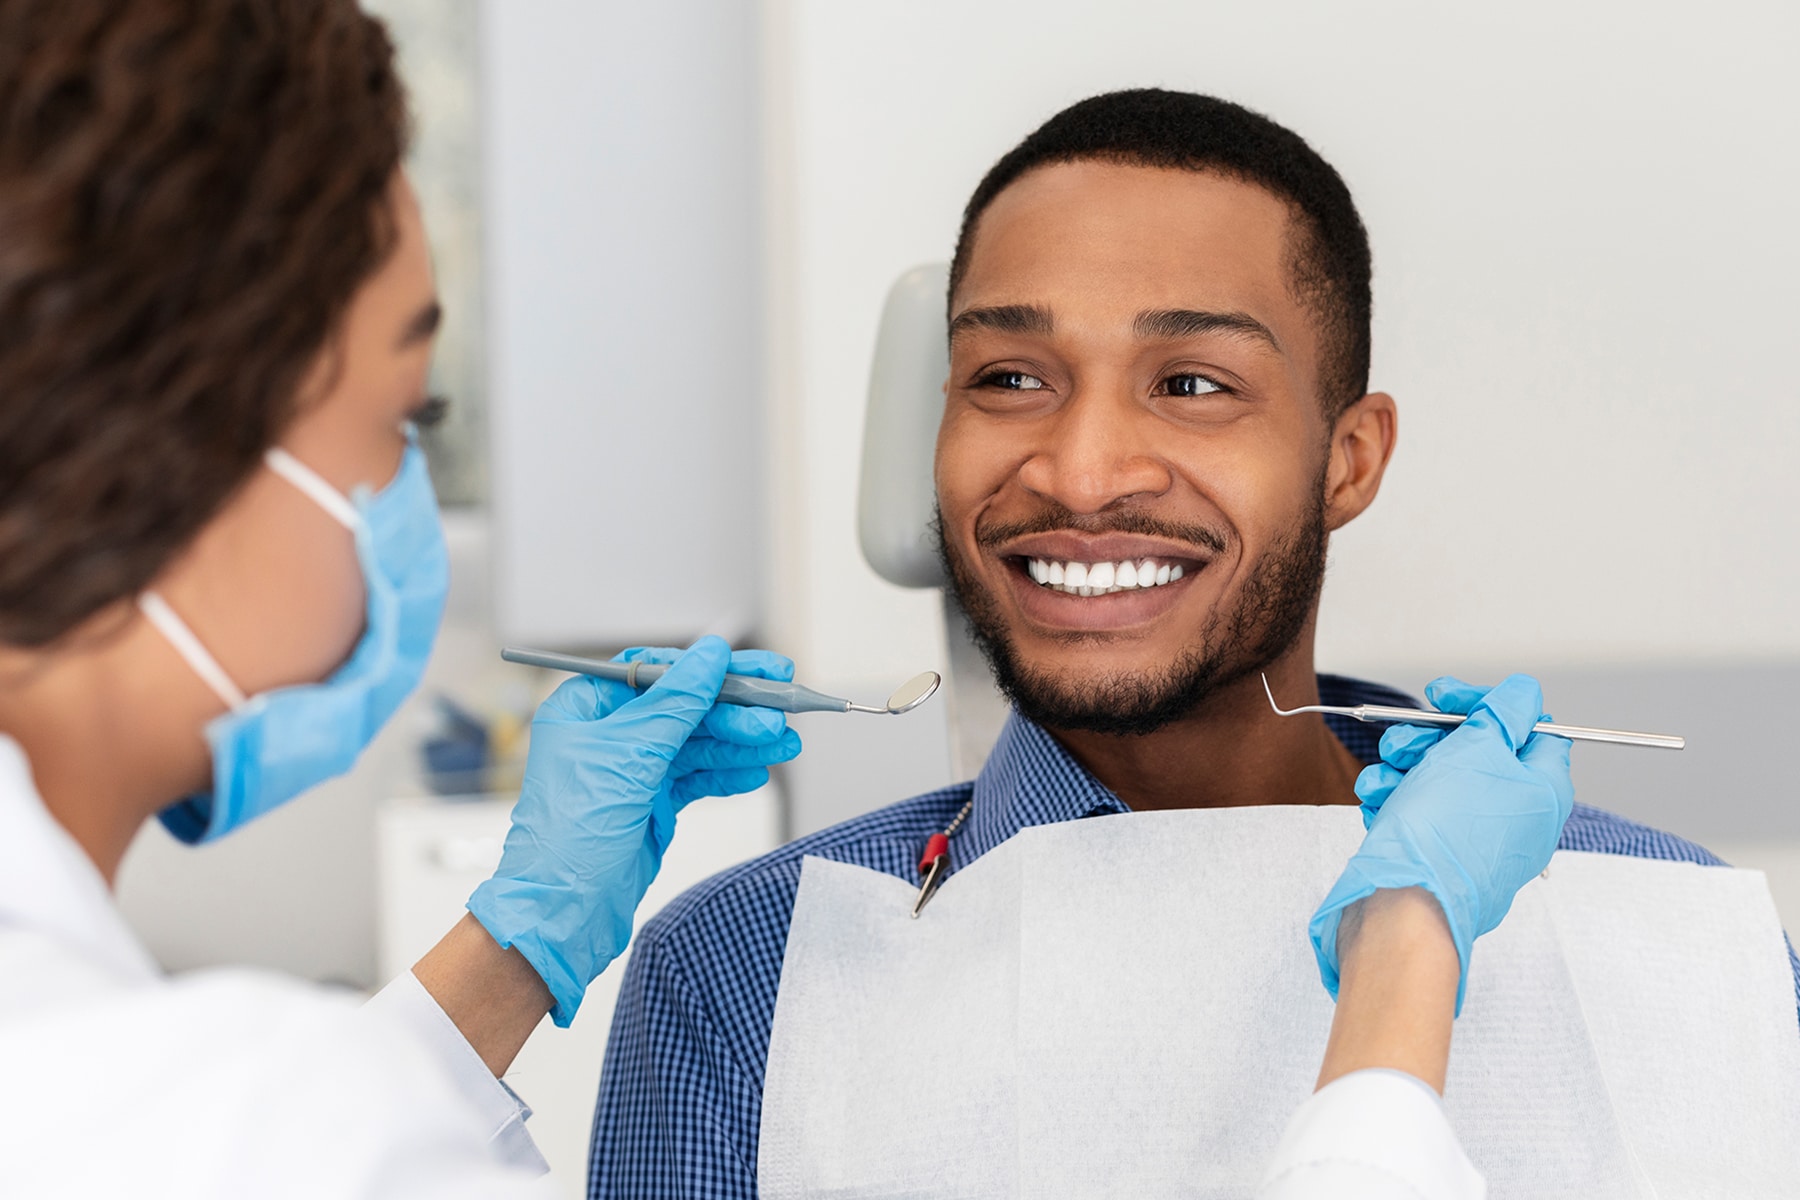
[719,673,848,713]
[500,646,850,714]
[1354,704,1686,750]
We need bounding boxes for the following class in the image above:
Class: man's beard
[936,487,1328,739]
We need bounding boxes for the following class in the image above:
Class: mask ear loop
[265,448,362,531]
[140,449,361,714]
[137,592,249,712]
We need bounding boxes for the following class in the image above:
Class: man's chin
[989,654,1225,738]
[947,569,1242,737]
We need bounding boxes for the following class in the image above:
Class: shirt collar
[0,735,161,982]
[957,672,1413,869]
[961,714,1127,865]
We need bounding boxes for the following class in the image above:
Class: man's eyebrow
[948,303,1055,342]
[1133,308,1282,354]
[397,300,443,349]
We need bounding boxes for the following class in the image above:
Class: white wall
[486,0,765,648]
[761,0,1800,687]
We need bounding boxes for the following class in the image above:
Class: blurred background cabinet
[377,787,781,1196]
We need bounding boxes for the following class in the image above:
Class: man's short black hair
[949,88,1372,415]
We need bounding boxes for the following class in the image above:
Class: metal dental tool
[501,647,942,716]
[1261,674,1685,750]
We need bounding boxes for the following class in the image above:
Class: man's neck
[1047,647,1365,813]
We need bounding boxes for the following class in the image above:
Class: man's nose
[1015,389,1171,515]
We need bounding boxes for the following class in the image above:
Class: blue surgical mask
[141,440,449,844]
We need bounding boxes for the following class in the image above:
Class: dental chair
[857,263,1010,778]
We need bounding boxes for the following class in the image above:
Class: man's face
[936,161,1348,735]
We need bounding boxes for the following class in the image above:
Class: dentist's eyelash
[410,394,451,427]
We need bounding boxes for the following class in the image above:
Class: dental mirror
[502,648,943,717]
[848,671,942,715]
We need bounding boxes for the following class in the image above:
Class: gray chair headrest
[857,263,951,590]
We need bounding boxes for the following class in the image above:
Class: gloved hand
[1309,674,1574,1014]
[467,636,801,1025]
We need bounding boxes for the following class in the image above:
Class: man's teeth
[1026,557,1185,596]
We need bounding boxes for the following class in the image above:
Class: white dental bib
[759,806,1800,1198]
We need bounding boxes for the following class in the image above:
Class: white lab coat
[1260,1069,1486,1198]
[0,736,556,1199]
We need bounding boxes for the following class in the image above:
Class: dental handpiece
[500,647,941,716]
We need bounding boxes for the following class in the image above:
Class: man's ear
[1322,392,1397,532]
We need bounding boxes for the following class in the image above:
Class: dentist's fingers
[620,644,796,744]
[621,646,795,684]
[538,673,638,721]
[1377,723,1446,771]
[671,728,803,776]
[1452,674,1546,755]
[1519,731,1576,817]
[1422,676,1489,716]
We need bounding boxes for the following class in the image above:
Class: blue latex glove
[467,636,801,1025]
[1309,674,1574,1014]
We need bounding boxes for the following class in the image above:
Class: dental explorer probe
[1261,674,1685,750]
[501,647,942,716]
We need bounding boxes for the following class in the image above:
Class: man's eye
[1161,374,1224,397]
[977,370,1047,391]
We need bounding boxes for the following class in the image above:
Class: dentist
[0,1,797,1194]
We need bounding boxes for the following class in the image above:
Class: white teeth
[1024,556,1194,596]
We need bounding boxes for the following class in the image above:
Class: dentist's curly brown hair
[0,0,409,648]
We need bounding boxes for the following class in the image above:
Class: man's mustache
[974,505,1229,556]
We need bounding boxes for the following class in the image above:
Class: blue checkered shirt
[588,674,1800,1198]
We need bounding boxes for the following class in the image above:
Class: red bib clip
[918,832,949,874]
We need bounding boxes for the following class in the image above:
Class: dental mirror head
[885,670,942,714]
[846,670,942,715]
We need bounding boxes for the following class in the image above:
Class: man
[587,89,1794,1196]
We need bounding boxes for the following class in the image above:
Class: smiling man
[587,90,1789,1199]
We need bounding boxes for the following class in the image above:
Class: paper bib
[759,806,1800,1199]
